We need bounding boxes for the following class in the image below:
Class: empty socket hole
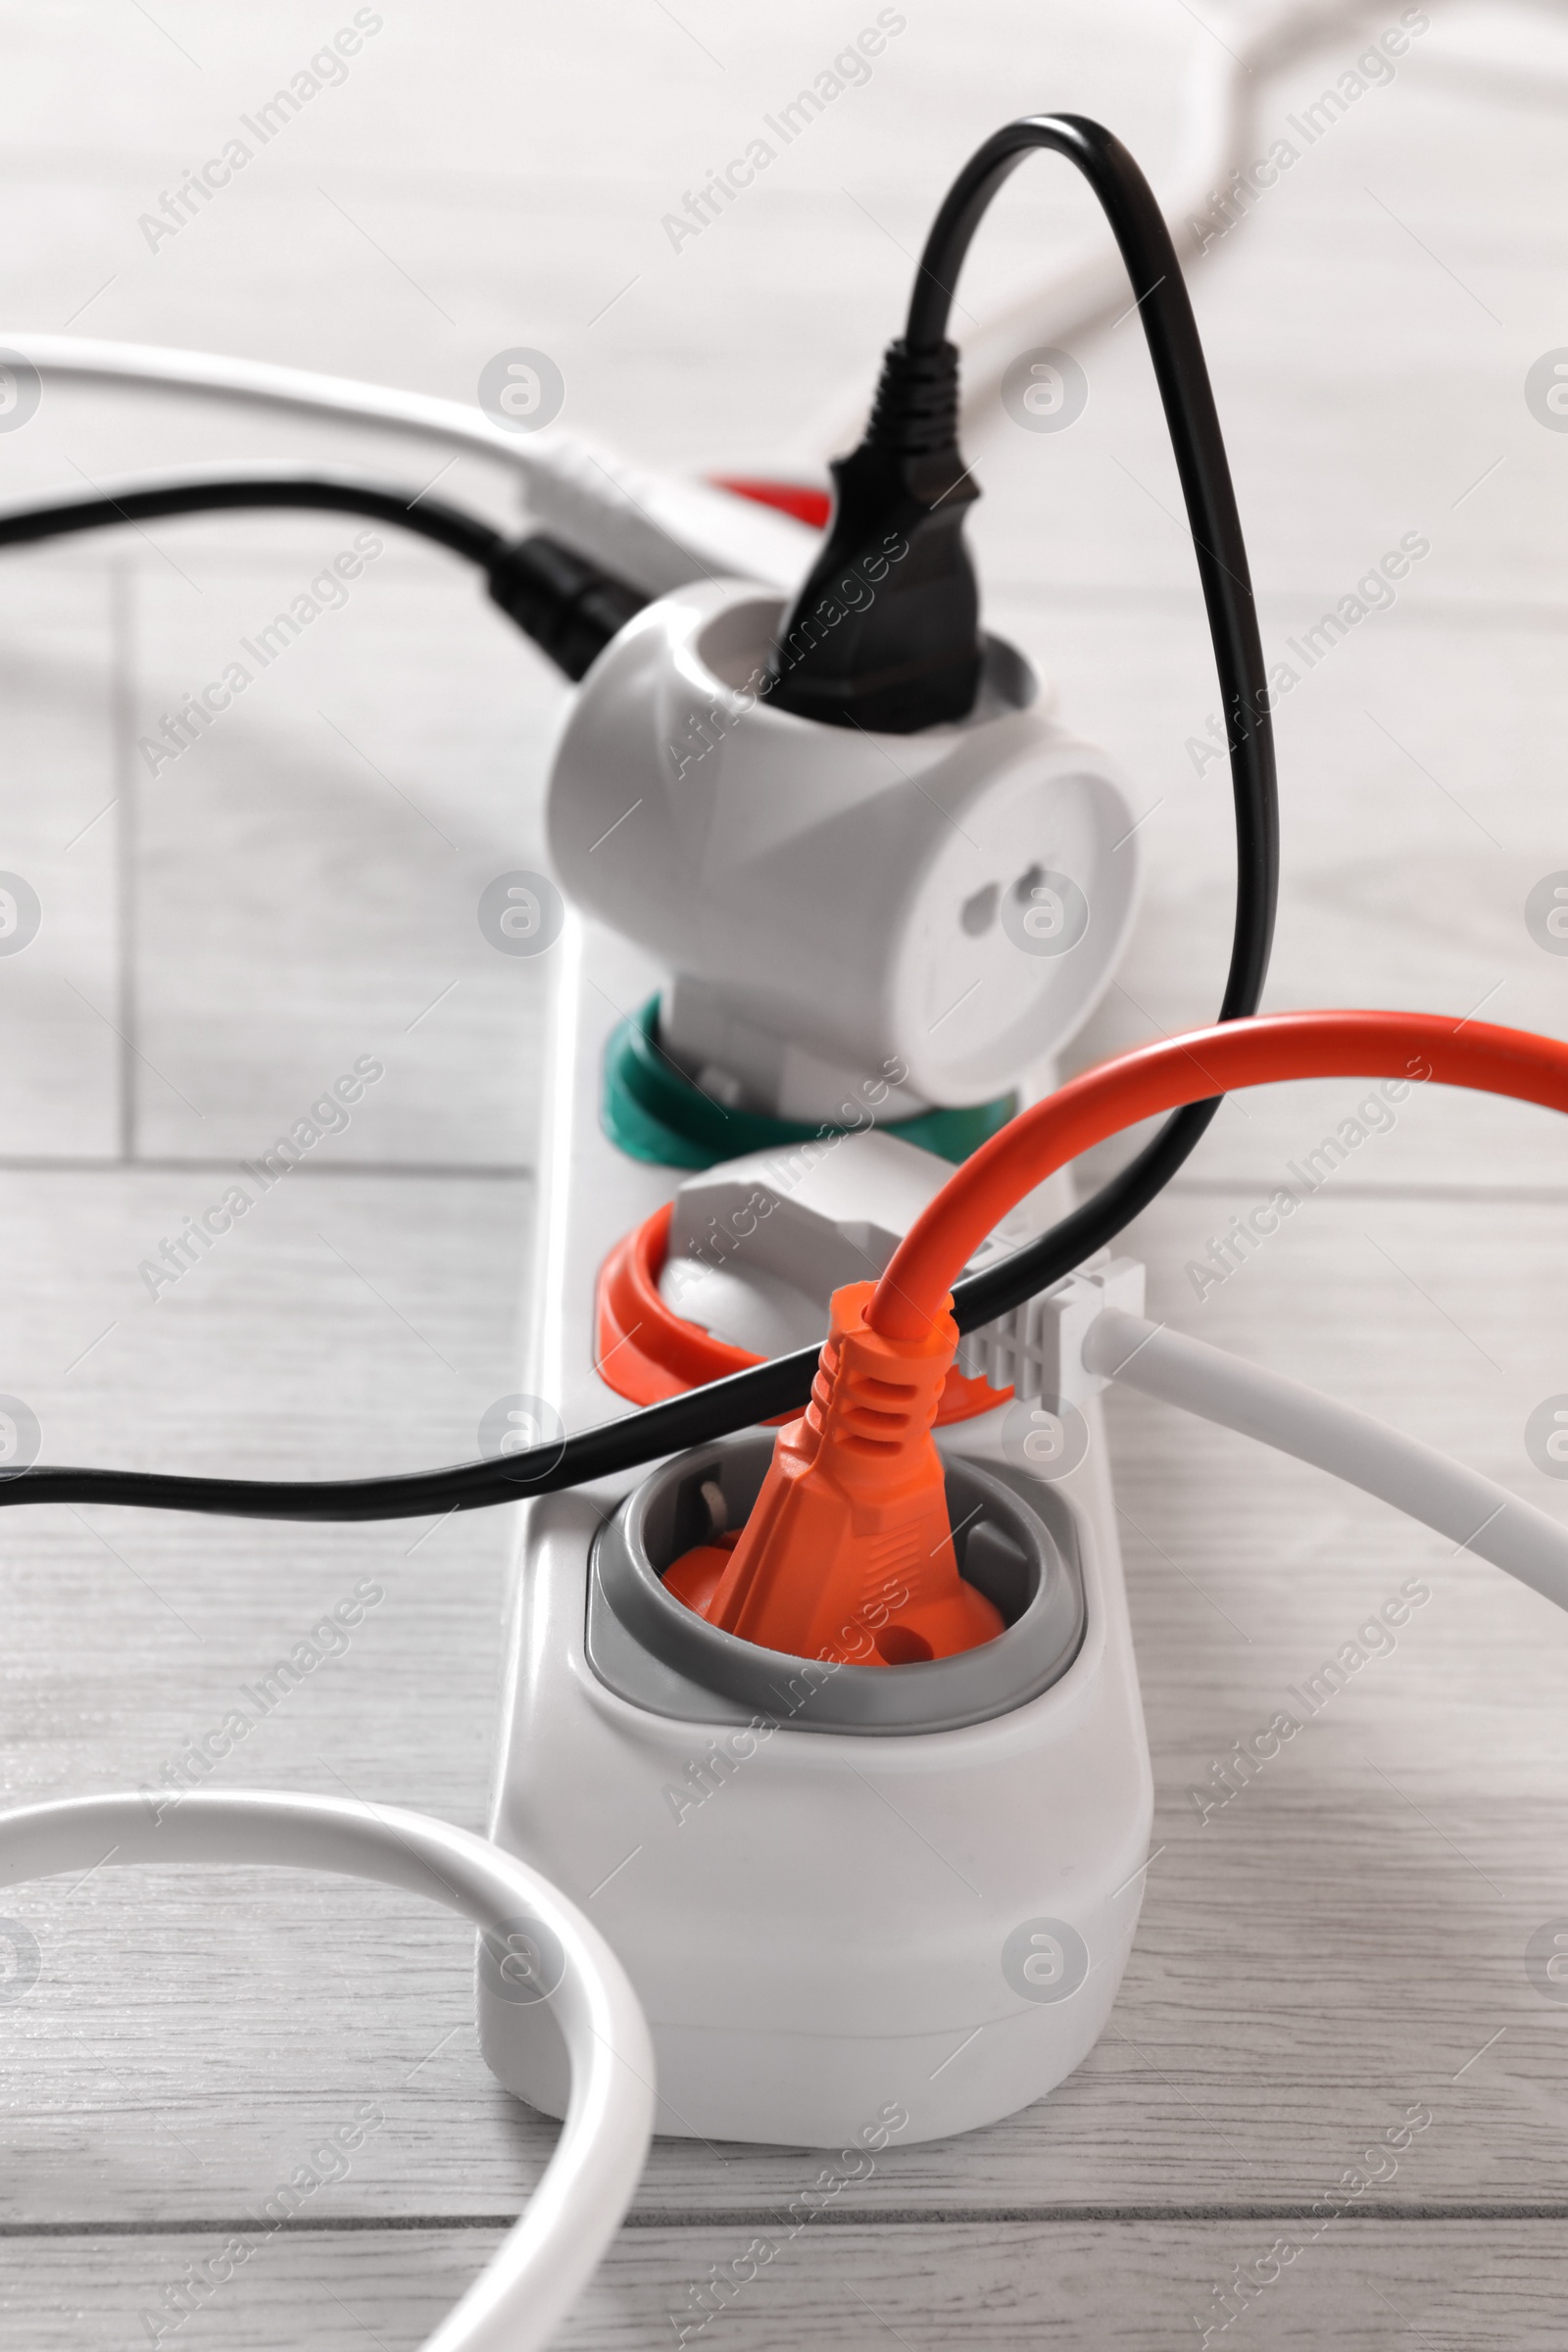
[875,1624,934,1664]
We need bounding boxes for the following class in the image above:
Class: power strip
[479,919,1153,2147]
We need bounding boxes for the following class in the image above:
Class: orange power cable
[870,1010,1568,1344]
[669,1010,1568,1668]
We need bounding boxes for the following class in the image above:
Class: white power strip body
[480,921,1152,2147]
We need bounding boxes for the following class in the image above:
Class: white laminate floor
[3,4,1568,2344]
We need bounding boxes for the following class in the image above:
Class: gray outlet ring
[588,1431,1087,1736]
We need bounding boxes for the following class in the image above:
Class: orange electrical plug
[663,1279,1004,1666]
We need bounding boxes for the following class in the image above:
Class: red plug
[664,1280,1004,1666]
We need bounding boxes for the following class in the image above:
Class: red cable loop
[869,1011,1568,1343]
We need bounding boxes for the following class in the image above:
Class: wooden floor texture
[3,1,1568,2343]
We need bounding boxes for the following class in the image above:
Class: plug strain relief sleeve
[863,337,962,457]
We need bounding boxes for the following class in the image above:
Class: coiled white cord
[1087,1307,1568,1611]
[0,1788,656,2352]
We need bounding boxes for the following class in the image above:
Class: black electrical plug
[0,470,652,689]
[764,338,981,733]
[486,532,649,681]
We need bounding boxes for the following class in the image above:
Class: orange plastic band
[595,1201,1007,1423]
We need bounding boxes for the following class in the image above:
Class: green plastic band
[602,997,1015,1171]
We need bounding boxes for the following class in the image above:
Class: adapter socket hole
[875,1623,934,1665]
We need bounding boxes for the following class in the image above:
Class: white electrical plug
[956,1257,1148,1407]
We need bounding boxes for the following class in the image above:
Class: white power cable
[7,1,1552,557]
[0,334,815,596]
[781,0,1451,463]
[0,0,1396,566]
[0,1788,655,2352]
[1085,1307,1568,1614]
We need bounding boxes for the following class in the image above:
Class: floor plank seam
[9,2203,1568,2236]
[0,1156,530,1181]
[111,559,137,1165]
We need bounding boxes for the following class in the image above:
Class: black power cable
[0,469,646,680]
[908,114,1278,1329]
[0,115,1276,1521]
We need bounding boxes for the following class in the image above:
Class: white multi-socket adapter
[479,583,1154,2147]
[547,578,1141,1123]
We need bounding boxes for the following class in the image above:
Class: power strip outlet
[479,919,1152,2147]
